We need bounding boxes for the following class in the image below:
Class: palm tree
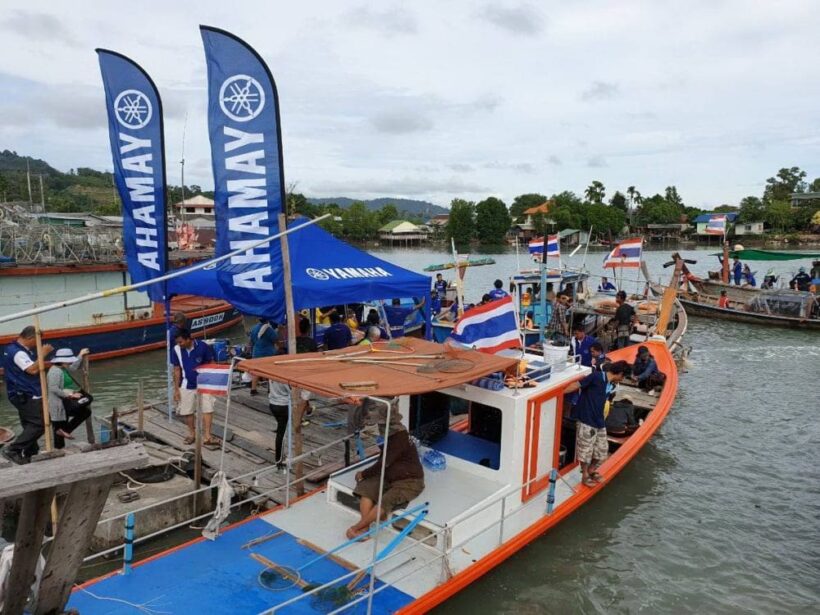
[584,180,606,204]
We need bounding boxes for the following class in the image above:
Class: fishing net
[304,584,361,612]
[417,358,475,374]
[257,566,300,591]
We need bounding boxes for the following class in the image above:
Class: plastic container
[543,344,570,372]
[212,339,230,361]
[422,449,447,471]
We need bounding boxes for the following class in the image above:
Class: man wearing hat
[790,267,812,292]
[347,398,425,539]
[47,347,92,448]
[631,345,666,392]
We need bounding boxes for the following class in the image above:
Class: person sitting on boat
[631,345,667,393]
[732,257,743,285]
[521,287,533,308]
[718,290,731,309]
[359,326,383,346]
[590,342,607,371]
[605,395,639,437]
[384,297,425,338]
[791,267,812,292]
[569,324,599,368]
[249,318,278,396]
[614,291,636,349]
[598,277,617,293]
[434,273,448,296]
[548,294,571,344]
[295,317,318,354]
[171,328,220,447]
[348,399,425,539]
[564,360,629,487]
[742,265,757,287]
[761,269,777,289]
[2,326,54,464]
[316,306,337,326]
[324,311,353,350]
[488,279,508,300]
[345,309,360,332]
[524,310,535,330]
[480,293,492,306]
[47,348,92,449]
[430,289,442,316]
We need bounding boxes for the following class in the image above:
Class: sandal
[183,435,195,445]
[582,478,598,488]
[589,472,604,483]
[203,437,222,447]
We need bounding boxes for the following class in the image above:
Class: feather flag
[603,238,643,268]
[705,215,727,236]
[449,296,521,354]
[196,363,232,396]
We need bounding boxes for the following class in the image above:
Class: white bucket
[543,344,570,372]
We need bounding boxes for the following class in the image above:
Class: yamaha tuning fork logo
[306,268,330,281]
[219,74,265,122]
[113,89,153,129]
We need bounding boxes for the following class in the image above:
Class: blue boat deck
[69,517,414,614]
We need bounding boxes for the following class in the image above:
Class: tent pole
[279,213,303,496]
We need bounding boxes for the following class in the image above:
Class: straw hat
[50,348,78,364]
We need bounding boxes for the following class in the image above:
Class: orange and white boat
[70,336,678,614]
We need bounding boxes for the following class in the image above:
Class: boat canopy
[168,217,431,317]
[745,292,815,318]
[238,338,518,399]
[712,249,820,261]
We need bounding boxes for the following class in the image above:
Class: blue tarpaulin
[168,217,431,317]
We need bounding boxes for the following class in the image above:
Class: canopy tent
[237,338,518,399]
[712,249,820,261]
[168,217,432,327]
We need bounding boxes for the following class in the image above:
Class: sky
[1,0,819,210]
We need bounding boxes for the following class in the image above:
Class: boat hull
[679,297,820,330]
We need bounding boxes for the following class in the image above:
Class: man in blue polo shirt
[383,297,426,338]
[324,312,352,350]
[569,324,599,367]
[171,328,218,446]
[2,326,54,464]
[488,279,508,300]
[565,360,628,487]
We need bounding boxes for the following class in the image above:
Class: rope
[74,586,170,615]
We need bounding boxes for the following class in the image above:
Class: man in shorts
[565,360,629,487]
[171,328,219,446]
[347,399,425,539]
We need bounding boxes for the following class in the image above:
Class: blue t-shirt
[633,356,658,382]
[383,306,414,338]
[733,261,742,283]
[250,322,277,358]
[171,340,214,389]
[570,335,598,367]
[488,288,508,300]
[598,281,616,292]
[574,371,612,429]
[434,279,448,295]
[324,323,352,350]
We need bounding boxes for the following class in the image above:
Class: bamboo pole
[81,354,96,444]
[193,393,203,513]
[137,379,145,432]
[279,213,303,497]
[33,315,59,530]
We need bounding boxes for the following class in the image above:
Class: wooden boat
[423,256,495,272]
[70,337,679,613]
[678,291,820,330]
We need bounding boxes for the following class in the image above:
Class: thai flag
[196,364,232,396]
[528,237,544,255]
[603,238,643,269]
[546,234,560,257]
[706,215,727,235]
[449,296,521,354]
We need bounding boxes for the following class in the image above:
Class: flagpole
[539,233,547,346]
[0,214,330,325]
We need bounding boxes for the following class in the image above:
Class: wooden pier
[110,386,382,507]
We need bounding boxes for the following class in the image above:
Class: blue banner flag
[97,49,167,302]
[200,26,286,320]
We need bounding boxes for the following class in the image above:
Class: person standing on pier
[2,326,53,464]
[171,329,220,446]
[249,318,277,396]
[47,347,92,449]
[169,311,187,342]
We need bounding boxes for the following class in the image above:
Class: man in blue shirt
[569,324,599,367]
[2,326,53,464]
[631,345,666,392]
[433,273,448,297]
[732,257,743,285]
[249,318,277,396]
[488,279,508,300]
[168,311,187,344]
[565,360,628,487]
[324,312,352,350]
[171,329,218,446]
[383,297,425,338]
[590,342,607,371]
[598,277,617,293]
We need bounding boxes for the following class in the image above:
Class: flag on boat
[97,49,167,302]
[528,235,559,259]
[196,364,232,396]
[449,296,521,354]
[705,215,727,235]
[200,26,287,321]
[603,238,643,268]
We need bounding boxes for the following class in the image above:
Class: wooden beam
[35,476,115,615]
[0,443,149,500]
[2,488,55,615]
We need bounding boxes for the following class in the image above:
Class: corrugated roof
[693,212,739,223]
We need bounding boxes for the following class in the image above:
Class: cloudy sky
[1,0,819,209]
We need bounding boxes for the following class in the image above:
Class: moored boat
[69,336,678,613]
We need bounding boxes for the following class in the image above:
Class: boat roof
[511,269,587,284]
[238,338,518,398]
[712,248,820,261]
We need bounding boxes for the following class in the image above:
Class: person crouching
[347,399,425,539]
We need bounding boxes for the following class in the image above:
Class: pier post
[82,354,96,444]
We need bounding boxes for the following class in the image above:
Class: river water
[1,246,818,613]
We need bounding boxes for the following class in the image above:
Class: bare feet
[345,526,368,541]
[56,428,74,440]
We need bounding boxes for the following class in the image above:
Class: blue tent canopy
[168,218,431,322]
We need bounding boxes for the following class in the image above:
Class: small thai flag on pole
[546,234,560,257]
[449,295,521,354]
[196,363,232,396]
[603,237,643,269]
[705,215,727,236]
[528,237,544,256]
